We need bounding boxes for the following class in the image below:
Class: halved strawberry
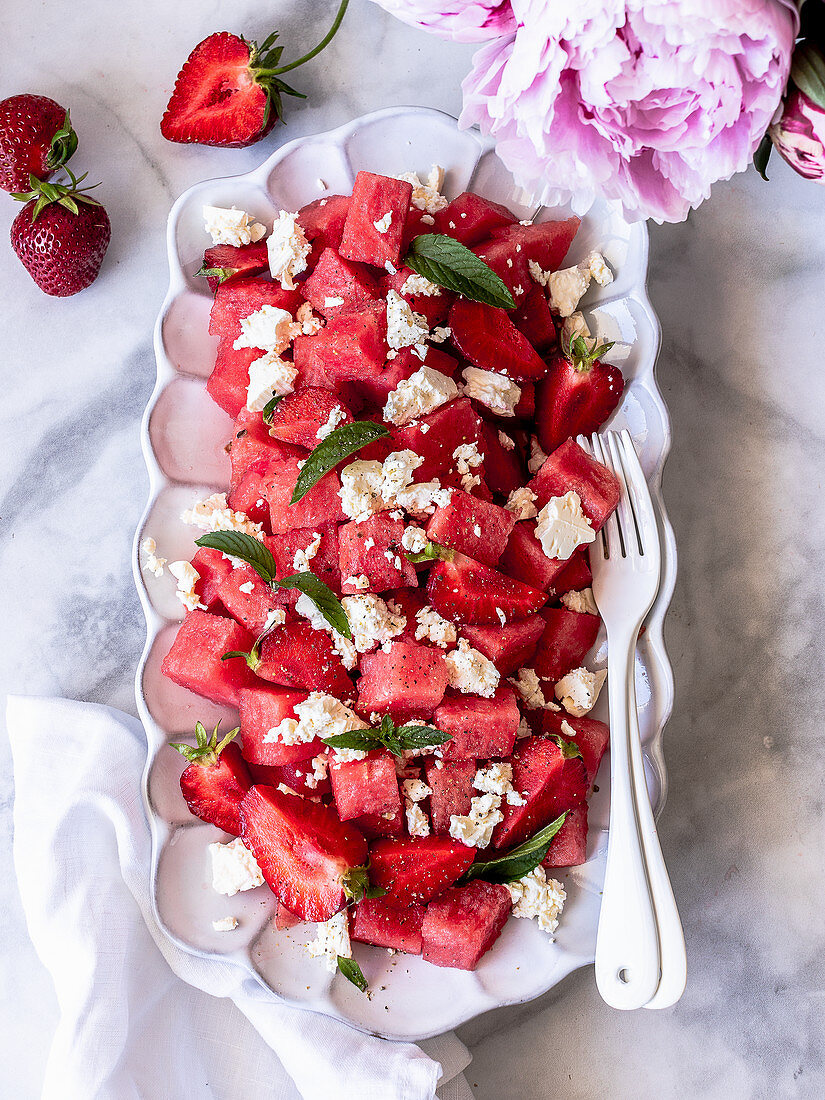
[267,387,352,449]
[240,785,368,921]
[426,551,548,625]
[197,241,269,291]
[536,336,625,453]
[235,620,355,699]
[448,298,548,382]
[368,836,475,904]
[171,722,251,836]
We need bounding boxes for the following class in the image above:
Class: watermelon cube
[435,686,520,761]
[206,339,257,417]
[160,610,255,706]
[427,551,548,625]
[390,397,484,484]
[255,621,355,699]
[368,836,475,904]
[491,735,567,849]
[532,607,600,684]
[267,387,352,449]
[262,458,345,534]
[300,247,380,317]
[432,191,516,246]
[338,514,417,593]
[297,194,351,252]
[226,468,272,530]
[268,524,341,597]
[529,438,621,531]
[499,521,572,593]
[449,298,549,382]
[190,548,232,612]
[357,641,449,720]
[424,759,475,834]
[238,685,325,766]
[209,276,302,340]
[352,897,425,954]
[542,803,589,868]
[200,241,269,292]
[379,265,454,327]
[329,751,402,822]
[352,807,405,839]
[425,489,515,566]
[339,171,413,268]
[227,407,302,489]
[477,421,524,497]
[297,301,389,387]
[273,757,332,798]
[474,218,580,305]
[421,880,511,970]
[216,564,290,635]
[542,711,610,787]
[460,616,545,677]
[552,548,593,595]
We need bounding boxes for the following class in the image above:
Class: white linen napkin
[6,695,474,1100]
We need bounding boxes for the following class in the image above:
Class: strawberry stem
[264,0,349,76]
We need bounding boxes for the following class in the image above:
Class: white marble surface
[0,1,823,1096]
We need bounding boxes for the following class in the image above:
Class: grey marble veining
[1,1,823,1097]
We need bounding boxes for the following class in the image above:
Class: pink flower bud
[770,88,825,184]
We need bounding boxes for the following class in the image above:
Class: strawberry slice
[267,387,353,450]
[240,784,368,921]
[536,337,625,453]
[368,836,475,904]
[427,551,548,625]
[171,722,251,836]
[197,241,269,291]
[449,298,549,382]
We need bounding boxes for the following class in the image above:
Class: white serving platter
[133,105,676,1041]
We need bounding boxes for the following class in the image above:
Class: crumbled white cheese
[473,762,512,797]
[267,210,311,290]
[415,605,457,649]
[383,364,459,426]
[315,406,346,442]
[516,715,532,739]
[306,911,351,971]
[373,211,393,234]
[246,351,297,413]
[209,838,264,897]
[430,325,450,343]
[561,311,597,355]
[304,753,329,790]
[401,525,429,554]
[385,290,430,353]
[495,606,507,626]
[324,295,345,309]
[265,692,369,753]
[498,431,515,452]
[449,792,503,849]
[344,573,371,592]
[212,916,239,932]
[203,205,266,247]
[168,560,206,612]
[527,436,548,476]
[141,536,166,578]
[531,251,613,317]
[293,531,322,573]
[509,667,558,711]
[397,165,448,214]
[395,480,452,516]
[295,592,357,670]
[555,667,607,717]
[401,272,442,297]
[506,867,566,934]
[296,300,323,335]
[505,486,538,521]
[461,366,521,417]
[535,492,596,561]
[181,493,263,539]
[233,304,297,353]
[263,608,287,631]
[405,802,430,838]
[341,594,406,653]
[452,441,485,493]
[339,449,429,521]
[560,587,599,616]
[445,638,500,698]
[238,580,255,595]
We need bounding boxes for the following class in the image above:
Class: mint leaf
[321,730,380,751]
[262,394,284,424]
[337,955,368,993]
[405,234,516,310]
[322,718,451,756]
[461,813,568,885]
[291,421,390,504]
[195,531,278,583]
[395,724,452,750]
[403,539,454,564]
[275,572,351,639]
[791,41,825,111]
[550,735,583,761]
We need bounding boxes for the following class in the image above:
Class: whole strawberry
[0,94,77,193]
[11,170,110,296]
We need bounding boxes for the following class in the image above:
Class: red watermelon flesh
[227,407,302,489]
[352,897,425,954]
[329,751,402,822]
[474,217,580,305]
[529,438,621,531]
[297,194,350,252]
[339,171,413,268]
[351,807,405,840]
[273,757,332,798]
[477,421,524,497]
[390,397,485,484]
[435,685,520,761]
[200,241,269,292]
[424,759,475,834]
[532,607,600,685]
[432,191,516,246]
[238,685,326,767]
[299,247,380,317]
[427,551,548,625]
[543,711,609,788]
[369,836,474,904]
[268,524,341,598]
[338,513,417,593]
[449,298,549,382]
[160,610,255,706]
[491,735,567,849]
[209,276,302,339]
[190,548,232,612]
[216,563,290,635]
[421,880,511,970]
[254,621,355,699]
[206,339,258,418]
[499,521,573,593]
[267,387,352,450]
[357,641,449,721]
[460,615,545,677]
[226,468,272,529]
[262,458,345,534]
[425,489,515,566]
[542,802,589,868]
[379,265,454,327]
[298,300,389,387]
[552,547,593,595]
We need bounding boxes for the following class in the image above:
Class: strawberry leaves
[563,332,615,372]
[460,814,568,885]
[45,111,78,171]
[321,714,451,758]
[11,167,102,222]
[291,421,390,504]
[405,234,516,310]
[170,721,240,767]
[402,539,454,564]
[342,865,386,905]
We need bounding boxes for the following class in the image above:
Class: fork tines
[577,430,652,563]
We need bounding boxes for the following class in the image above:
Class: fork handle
[595,625,661,1009]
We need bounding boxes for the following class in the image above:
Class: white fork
[580,430,686,1010]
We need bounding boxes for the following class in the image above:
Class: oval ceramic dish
[133,106,676,1041]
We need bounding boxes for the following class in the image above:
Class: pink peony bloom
[369,0,515,42]
[770,88,825,183]
[459,0,799,222]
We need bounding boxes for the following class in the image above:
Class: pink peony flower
[459,0,799,222]
[770,89,825,184]
[369,0,515,42]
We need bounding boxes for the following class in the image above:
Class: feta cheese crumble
[316,405,347,441]
[293,531,322,573]
[339,450,448,521]
[168,560,205,612]
[400,272,442,297]
[383,364,459,426]
[527,436,548,476]
[341,594,406,653]
[461,366,521,417]
[452,441,484,493]
[535,492,596,561]
[238,580,255,595]
[373,211,393,233]
[246,352,298,412]
[506,867,566,934]
[181,493,263,539]
[212,916,239,932]
[267,210,311,290]
[530,251,613,317]
[561,311,597,355]
[498,431,515,452]
[306,911,351,971]
[555,667,607,717]
[414,605,457,649]
[296,301,323,335]
[304,754,329,790]
[141,536,166,578]
[203,205,266,247]
[209,838,264,897]
[401,525,429,554]
[445,638,500,698]
[509,667,558,711]
[505,486,538,521]
[324,295,345,309]
[473,762,523,805]
[560,588,599,616]
[449,792,503,849]
[397,165,448,214]
[233,304,297,353]
[385,290,430,353]
[264,692,369,755]
[402,778,432,838]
